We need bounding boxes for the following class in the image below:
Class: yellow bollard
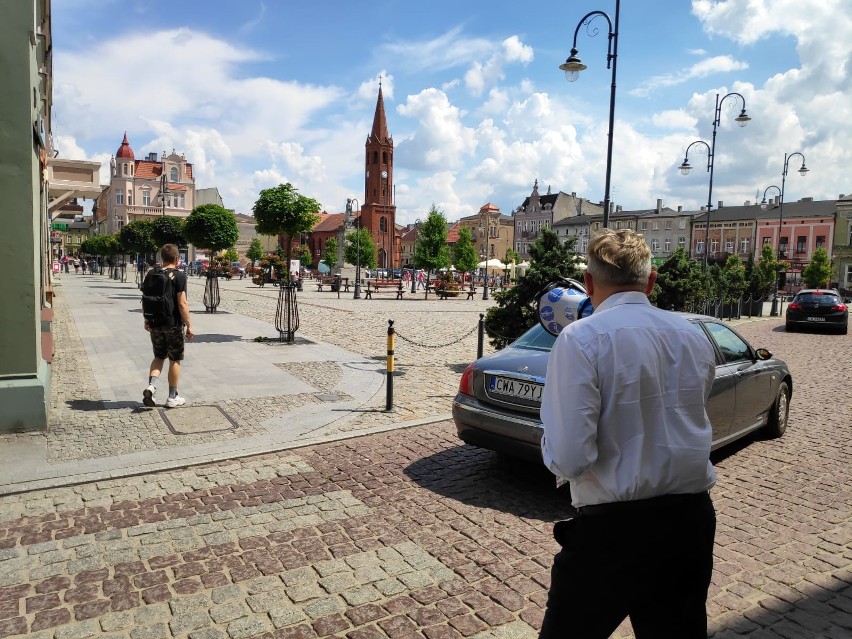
[386,319,395,411]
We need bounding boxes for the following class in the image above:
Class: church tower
[360,83,397,269]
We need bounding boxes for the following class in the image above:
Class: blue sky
[52,0,851,224]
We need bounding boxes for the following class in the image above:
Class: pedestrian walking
[141,243,194,408]
[80,258,87,274]
[416,270,425,290]
[538,229,717,639]
[61,255,69,273]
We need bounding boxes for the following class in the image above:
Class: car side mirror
[537,278,594,336]
[755,347,772,361]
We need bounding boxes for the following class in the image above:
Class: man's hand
[185,326,194,340]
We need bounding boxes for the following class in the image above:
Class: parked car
[785,289,848,334]
[453,314,792,463]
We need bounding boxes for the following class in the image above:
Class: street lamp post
[158,173,168,217]
[560,0,620,229]
[478,227,490,301]
[346,198,362,299]
[678,91,752,268]
[761,151,808,315]
[410,219,420,294]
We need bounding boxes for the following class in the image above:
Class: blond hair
[586,229,652,286]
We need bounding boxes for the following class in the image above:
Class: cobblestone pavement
[0,308,850,638]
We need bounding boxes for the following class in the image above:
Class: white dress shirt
[541,291,717,507]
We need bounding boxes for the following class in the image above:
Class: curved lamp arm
[760,185,782,209]
[716,92,751,127]
[678,140,712,175]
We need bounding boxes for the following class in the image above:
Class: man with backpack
[141,244,193,408]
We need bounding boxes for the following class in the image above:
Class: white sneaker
[165,395,186,408]
[142,385,156,407]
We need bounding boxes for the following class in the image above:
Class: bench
[365,280,404,300]
[437,285,478,300]
[315,276,350,292]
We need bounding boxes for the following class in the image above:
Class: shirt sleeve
[540,330,601,480]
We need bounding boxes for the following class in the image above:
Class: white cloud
[651,110,698,130]
[379,26,493,73]
[631,55,748,97]
[464,35,534,96]
[357,72,394,102]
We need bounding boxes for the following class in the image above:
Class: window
[678,219,687,229]
[170,166,178,181]
[116,192,124,204]
[615,221,622,229]
[127,190,133,205]
[725,241,734,252]
[664,238,671,253]
[796,236,806,253]
[380,217,387,232]
[848,226,852,245]
[740,238,750,253]
[373,151,378,163]
[780,236,788,253]
[816,235,825,249]
[180,194,185,208]
[711,239,719,254]
[664,221,672,230]
[846,264,852,285]
[517,222,522,231]
[122,164,128,176]
[651,238,660,252]
[652,221,659,231]
[516,242,521,252]
[142,191,151,206]
[678,237,685,248]
[762,237,771,245]
[696,241,705,254]
[594,222,601,231]
[705,322,752,364]
[640,221,647,230]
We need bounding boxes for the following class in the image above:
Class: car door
[688,320,733,442]
[703,321,770,437]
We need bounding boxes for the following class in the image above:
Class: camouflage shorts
[150,326,185,361]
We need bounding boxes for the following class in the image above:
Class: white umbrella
[477,258,507,270]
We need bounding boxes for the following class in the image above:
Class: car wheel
[785,323,795,332]
[841,324,848,335]
[763,381,789,438]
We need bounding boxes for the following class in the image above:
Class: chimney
[677,205,682,213]
[744,201,751,206]
[656,198,662,213]
[718,200,723,209]
[571,192,576,198]
[616,205,622,212]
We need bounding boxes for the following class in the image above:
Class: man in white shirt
[538,229,717,638]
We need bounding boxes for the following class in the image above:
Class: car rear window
[795,293,839,304]
[511,325,557,351]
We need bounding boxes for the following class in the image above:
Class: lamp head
[559,49,586,82]
[760,198,768,210]
[679,159,692,176]
[798,164,809,176]
[735,109,751,127]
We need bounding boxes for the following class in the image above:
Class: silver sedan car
[453,314,792,463]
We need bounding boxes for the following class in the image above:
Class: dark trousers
[539,492,715,639]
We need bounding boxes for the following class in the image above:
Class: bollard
[477,313,484,359]
[386,319,395,411]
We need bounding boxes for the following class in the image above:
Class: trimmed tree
[295,244,313,269]
[654,248,706,310]
[151,216,186,248]
[252,183,321,269]
[344,228,377,271]
[453,227,478,282]
[119,220,157,258]
[322,237,338,270]
[719,255,747,303]
[414,205,451,297]
[246,238,265,265]
[485,228,582,349]
[183,204,240,312]
[802,247,832,288]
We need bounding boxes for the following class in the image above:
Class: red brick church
[307,84,400,270]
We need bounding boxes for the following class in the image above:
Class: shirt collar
[595,290,651,313]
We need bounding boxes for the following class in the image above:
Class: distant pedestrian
[73,258,79,274]
[61,255,69,273]
[538,229,717,638]
[416,270,425,290]
[80,258,87,274]
[141,244,193,409]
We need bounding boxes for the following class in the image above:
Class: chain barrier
[395,321,480,349]
[481,317,518,344]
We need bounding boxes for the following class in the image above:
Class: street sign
[51,222,68,230]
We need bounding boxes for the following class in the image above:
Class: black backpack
[142,267,177,327]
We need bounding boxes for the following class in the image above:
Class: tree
[503,247,522,266]
[252,183,321,267]
[654,248,706,310]
[750,243,781,299]
[223,248,239,264]
[453,227,478,276]
[151,216,186,248]
[322,237,338,269]
[344,228,377,270]
[414,205,451,275]
[183,204,239,256]
[246,238,265,265]
[719,255,747,302]
[802,247,832,288]
[294,244,313,268]
[485,227,582,348]
[118,220,157,257]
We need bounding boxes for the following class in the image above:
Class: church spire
[370,82,390,144]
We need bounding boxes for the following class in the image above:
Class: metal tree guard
[203,271,221,312]
[275,283,300,343]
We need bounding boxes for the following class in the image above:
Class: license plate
[807,316,825,322]
[489,376,543,401]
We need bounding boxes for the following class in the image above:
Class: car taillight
[459,363,475,396]
[833,303,847,311]
[788,302,801,310]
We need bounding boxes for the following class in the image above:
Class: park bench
[365,280,404,300]
[437,284,478,300]
[315,276,350,292]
